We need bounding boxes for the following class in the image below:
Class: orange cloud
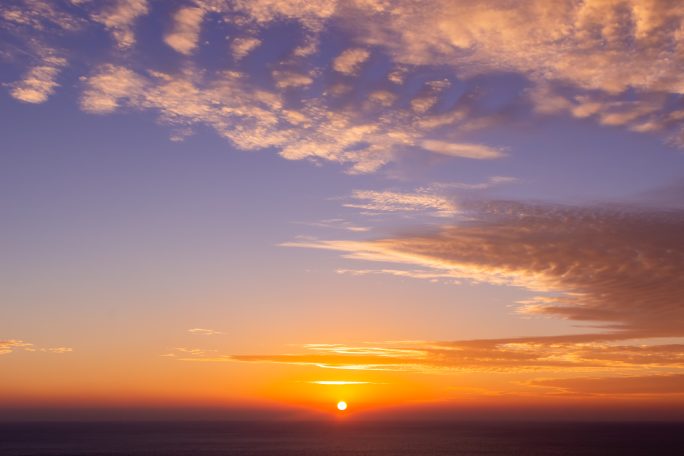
[0,339,72,355]
[532,374,684,395]
[288,201,684,336]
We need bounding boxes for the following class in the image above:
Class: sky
[1,0,684,421]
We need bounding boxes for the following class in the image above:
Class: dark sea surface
[1,421,683,456]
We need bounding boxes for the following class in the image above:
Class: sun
[336,401,348,411]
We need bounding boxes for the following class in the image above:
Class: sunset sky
[1,0,684,421]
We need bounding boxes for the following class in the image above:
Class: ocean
[0,421,682,455]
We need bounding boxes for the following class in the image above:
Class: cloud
[0,340,33,355]
[430,176,518,191]
[80,64,146,113]
[187,336,684,375]
[0,0,83,32]
[3,0,684,153]
[0,1,83,104]
[532,374,684,395]
[344,189,457,217]
[271,70,314,89]
[368,90,397,107]
[347,0,684,95]
[187,328,223,336]
[0,339,72,355]
[9,56,66,103]
[229,0,338,30]
[333,48,370,75]
[164,6,204,55]
[77,62,501,173]
[231,36,262,60]
[162,347,220,358]
[295,218,370,232]
[420,140,504,159]
[91,0,149,48]
[529,84,671,134]
[337,268,462,284]
[287,200,684,337]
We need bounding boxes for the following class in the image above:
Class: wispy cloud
[336,268,462,284]
[344,189,457,217]
[287,199,684,337]
[187,328,223,336]
[531,374,684,395]
[294,219,370,233]
[0,339,72,355]
[420,140,505,159]
[192,337,684,375]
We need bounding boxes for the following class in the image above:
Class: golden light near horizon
[337,401,348,411]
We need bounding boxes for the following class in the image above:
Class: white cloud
[272,70,314,88]
[0,339,72,355]
[345,189,457,216]
[91,0,149,48]
[420,140,504,159]
[333,48,370,75]
[187,328,223,336]
[9,56,66,103]
[231,36,262,60]
[164,6,204,55]
[80,64,146,113]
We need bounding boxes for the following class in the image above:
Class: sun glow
[337,401,348,411]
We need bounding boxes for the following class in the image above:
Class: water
[1,421,682,455]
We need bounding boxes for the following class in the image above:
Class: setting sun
[337,401,348,411]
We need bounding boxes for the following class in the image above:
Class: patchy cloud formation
[352,0,684,94]
[0,0,83,32]
[76,63,504,173]
[4,0,684,167]
[0,339,72,355]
